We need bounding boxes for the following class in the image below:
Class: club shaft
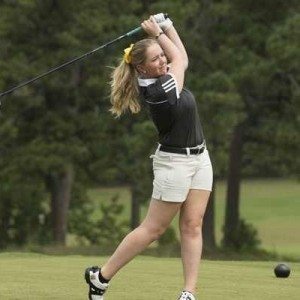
[0,13,169,99]
[0,28,140,98]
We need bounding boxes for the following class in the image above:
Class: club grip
[126,27,142,37]
[126,13,169,37]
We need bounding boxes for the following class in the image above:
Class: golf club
[0,14,168,100]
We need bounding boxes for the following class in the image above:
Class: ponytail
[109,60,140,118]
[109,38,158,117]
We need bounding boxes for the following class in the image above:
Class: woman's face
[137,43,168,78]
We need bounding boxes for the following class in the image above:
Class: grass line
[0,253,299,299]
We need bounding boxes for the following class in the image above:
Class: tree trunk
[223,124,243,247]
[130,185,140,230]
[203,182,216,249]
[0,198,11,248]
[49,165,73,244]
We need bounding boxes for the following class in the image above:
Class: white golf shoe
[178,291,196,300]
[84,266,109,300]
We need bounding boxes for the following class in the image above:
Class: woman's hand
[141,16,162,38]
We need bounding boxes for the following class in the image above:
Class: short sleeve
[145,74,180,105]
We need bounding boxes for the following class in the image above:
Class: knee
[143,224,167,242]
[180,218,203,238]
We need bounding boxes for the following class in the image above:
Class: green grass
[214,179,300,259]
[87,179,300,259]
[0,252,299,299]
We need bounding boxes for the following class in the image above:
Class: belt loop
[155,143,161,155]
[197,146,201,155]
[186,147,190,157]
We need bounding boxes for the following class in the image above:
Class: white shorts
[150,147,213,202]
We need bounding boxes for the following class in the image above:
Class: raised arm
[154,14,189,69]
[141,16,186,93]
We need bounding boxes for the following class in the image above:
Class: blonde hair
[110,38,158,117]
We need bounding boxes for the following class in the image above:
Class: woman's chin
[160,69,168,76]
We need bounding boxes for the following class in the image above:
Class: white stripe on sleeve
[164,73,180,99]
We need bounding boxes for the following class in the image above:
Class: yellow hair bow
[123,44,134,64]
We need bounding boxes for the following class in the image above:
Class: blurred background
[0,0,299,261]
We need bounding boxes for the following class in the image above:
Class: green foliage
[197,71,244,177]
[158,227,179,247]
[0,0,299,247]
[69,194,128,247]
[96,195,129,245]
[222,218,261,252]
[0,173,47,247]
[118,119,157,202]
[0,0,123,246]
[241,13,300,177]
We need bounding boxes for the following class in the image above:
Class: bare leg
[179,189,210,294]
[101,199,181,279]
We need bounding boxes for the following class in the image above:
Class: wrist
[155,31,165,39]
[163,24,173,32]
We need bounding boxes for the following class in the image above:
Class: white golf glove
[153,13,166,23]
[153,13,173,31]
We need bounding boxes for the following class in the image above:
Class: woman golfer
[85,14,213,300]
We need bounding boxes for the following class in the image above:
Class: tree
[1,0,298,251]
[0,0,113,245]
[216,0,300,248]
[0,0,151,246]
[179,0,244,249]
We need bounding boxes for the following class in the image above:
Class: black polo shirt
[138,73,204,148]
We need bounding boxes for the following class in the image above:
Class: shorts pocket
[152,158,174,182]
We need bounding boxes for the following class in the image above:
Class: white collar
[138,77,158,87]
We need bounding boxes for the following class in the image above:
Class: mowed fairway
[0,253,299,300]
